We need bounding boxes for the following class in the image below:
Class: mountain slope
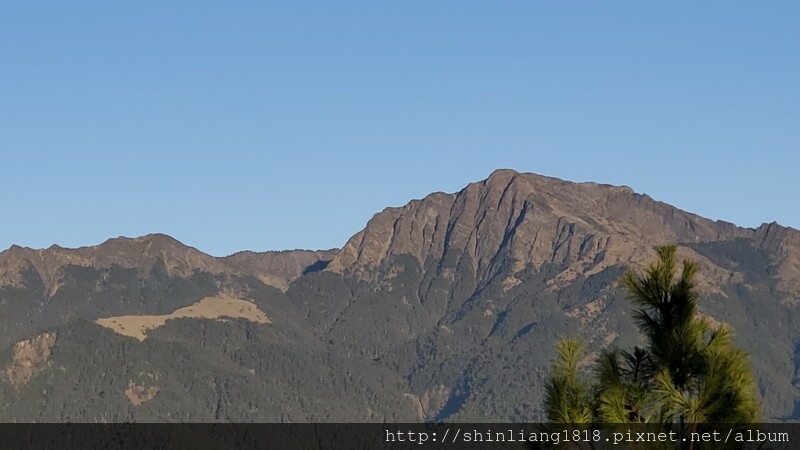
[318,169,800,420]
[328,170,769,292]
[0,169,798,421]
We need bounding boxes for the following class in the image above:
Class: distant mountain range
[1,169,798,421]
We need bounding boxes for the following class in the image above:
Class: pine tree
[544,245,760,446]
[544,339,594,424]
[620,245,759,425]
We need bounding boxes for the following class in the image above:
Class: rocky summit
[0,169,798,422]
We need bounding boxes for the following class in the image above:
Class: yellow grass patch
[95,295,270,341]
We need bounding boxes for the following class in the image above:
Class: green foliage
[544,339,593,424]
[545,244,761,427]
[0,243,785,422]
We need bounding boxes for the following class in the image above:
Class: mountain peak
[97,233,190,251]
[327,170,754,289]
[0,234,340,295]
[0,233,224,296]
[483,168,560,189]
[483,169,637,198]
[486,168,520,181]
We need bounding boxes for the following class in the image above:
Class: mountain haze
[1,169,798,421]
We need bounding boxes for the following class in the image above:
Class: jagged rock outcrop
[327,169,770,293]
[753,222,800,301]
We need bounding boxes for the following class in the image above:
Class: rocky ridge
[327,169,798,296]
[0,234,335,295]
[1,169,800,421]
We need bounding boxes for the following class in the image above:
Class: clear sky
[2,2,798,256]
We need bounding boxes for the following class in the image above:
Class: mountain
[223,248,337,291]
[0,169,798,421]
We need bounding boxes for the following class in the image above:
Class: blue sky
[2,2,798,256]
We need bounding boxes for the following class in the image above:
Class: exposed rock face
[403,385,451,421]
[125,373,160,406]
[6,332,57,387]
[753,222,800,301]
[326,169,772,293]
[3,170,796,299]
